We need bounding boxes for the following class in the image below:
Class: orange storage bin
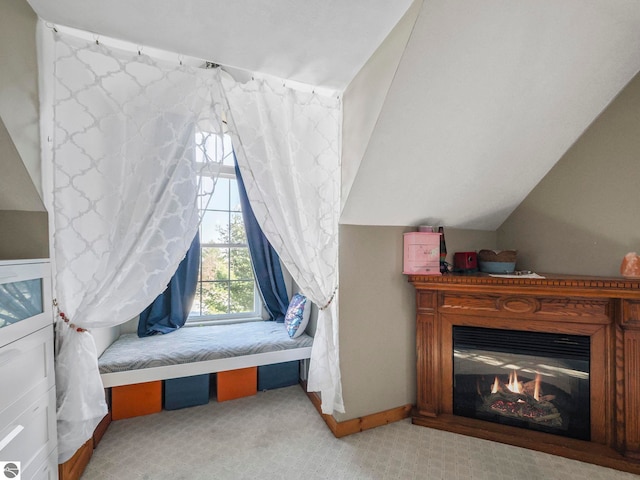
[217,367,257,402]
[111,381,162,420]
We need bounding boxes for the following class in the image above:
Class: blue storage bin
[164,374,210,410]
[258,361,299,391]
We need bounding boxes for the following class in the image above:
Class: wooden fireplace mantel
[408,273,640,474]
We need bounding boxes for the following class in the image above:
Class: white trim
[185,317,262,327]
[100,346,312,388]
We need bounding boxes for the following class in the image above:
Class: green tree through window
[199,213,255,315]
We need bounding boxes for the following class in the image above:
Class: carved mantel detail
[409,273,640,475]
[496,296,539,313]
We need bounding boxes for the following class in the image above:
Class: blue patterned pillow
[284,293,311,338]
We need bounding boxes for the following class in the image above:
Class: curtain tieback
[319,285,338,311]
[53,299,88,333]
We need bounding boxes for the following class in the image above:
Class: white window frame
[187,139,262,326]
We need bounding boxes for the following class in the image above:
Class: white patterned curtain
[222,77,344,414]
[48,31,230,462]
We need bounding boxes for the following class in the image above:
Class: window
[188,133,260,323]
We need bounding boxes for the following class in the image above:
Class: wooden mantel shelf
[409,272,640,299]
[408,272,640,475]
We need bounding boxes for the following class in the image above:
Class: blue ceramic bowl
[478,261,516,273]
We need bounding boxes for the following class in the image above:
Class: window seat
[98,321,313,388]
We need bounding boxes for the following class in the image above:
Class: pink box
[403,232,441,275]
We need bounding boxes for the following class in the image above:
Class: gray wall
[0,0,48,260]
[0,211,48,259]
[336,225,496,421]
[498,71,640,276]
[0,0,42,196]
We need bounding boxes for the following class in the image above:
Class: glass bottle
[438,226,447,273]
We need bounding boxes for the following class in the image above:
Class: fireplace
[452,326,590,441]
[408,273,640,475]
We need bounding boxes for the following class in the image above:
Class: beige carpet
[83,385,639,480]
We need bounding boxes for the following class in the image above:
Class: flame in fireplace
[491,370,542,400]
[507,370,523,394]
[491,376,500,394]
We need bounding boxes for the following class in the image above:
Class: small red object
[454,252,478,273]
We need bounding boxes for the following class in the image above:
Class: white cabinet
[0,259,57,480]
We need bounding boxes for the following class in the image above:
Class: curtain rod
[44,22,340,97]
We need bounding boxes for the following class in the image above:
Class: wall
[0,0,48,260]
[336,224,495,421]
[341,0,420,213]
[0,0,43,197]
[0,116,48,259]
[0,211,48,259]
[498,71,640,276]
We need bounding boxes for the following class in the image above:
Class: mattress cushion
[98,321,313,374]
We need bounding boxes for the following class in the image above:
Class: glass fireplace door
[453,326,590,441]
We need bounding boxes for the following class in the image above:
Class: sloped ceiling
[25,0,414,90]
[341,2,422,212]
[341,0,640,229]
[25,0,640,231]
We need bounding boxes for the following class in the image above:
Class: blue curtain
[137,233,201,337]
[235,157,289,322]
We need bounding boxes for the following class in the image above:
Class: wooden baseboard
[58,439,93,480]
[93,412,112,448]
[301,383,412,438]
[59,411,112,480]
